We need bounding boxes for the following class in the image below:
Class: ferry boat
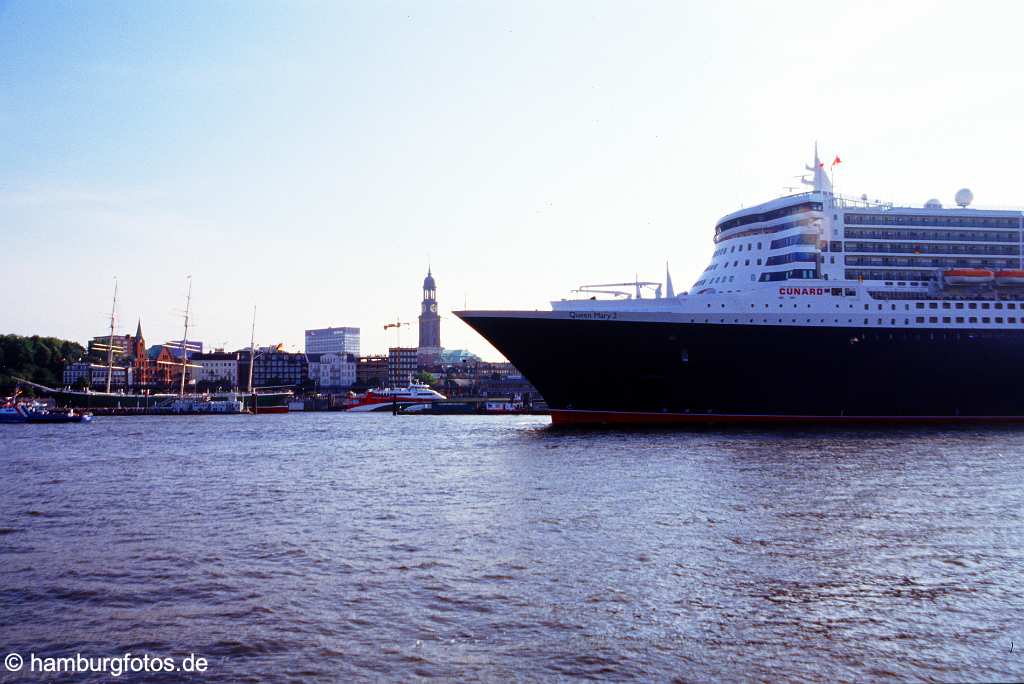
[344,383,446,412]
[456,148,1024,424]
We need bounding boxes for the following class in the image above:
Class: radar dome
[924,198,943,209]
[955,188,974,207]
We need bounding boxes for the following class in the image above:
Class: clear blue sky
[2,1,1022,358]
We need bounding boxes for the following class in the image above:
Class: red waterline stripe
[549,409,1024,426]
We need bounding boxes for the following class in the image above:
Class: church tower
[418,267,442,365]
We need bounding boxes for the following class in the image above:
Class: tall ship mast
[160,276,201,397]
[87,277,130,393]
[457,147,1024,424]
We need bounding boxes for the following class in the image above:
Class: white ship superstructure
[547,147,1024,332]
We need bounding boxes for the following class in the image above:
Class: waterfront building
[388,347,418,388]
[147,345,197,389]
[162,340,203,356]
[62,361,91,387]
[356,355,388,388]
[305,326,360,356]
[63,361,134,389]
[192,351,240,388]
[91,364,133,388]
[251,346,308,389]
[418,268,442,365]
[308,352,357,389]
[87,334,134,359]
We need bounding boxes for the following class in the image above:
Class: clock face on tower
[430,303,437,313]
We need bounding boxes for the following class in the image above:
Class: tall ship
[457,148,1024,424]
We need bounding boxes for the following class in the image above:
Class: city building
[418,267,442,365]
[305,326,360,355]
[308,352,357,389]
[356,355,388,388]
[162,340,203,356]
[251,346,308,389]
[439,348,481,365]
[62,361,92,387]
[146,345,198,389]
[63,360,135,389]
[388,347,418,388]
[87,334,134,359]
[192,351,240,388]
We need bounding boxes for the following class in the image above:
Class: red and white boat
[343,383,446,412]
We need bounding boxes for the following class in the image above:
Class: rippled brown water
[1,414,1023,682]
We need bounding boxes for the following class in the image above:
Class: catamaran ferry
[457,148,1024,424]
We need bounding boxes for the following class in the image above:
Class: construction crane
[383,318,410,348]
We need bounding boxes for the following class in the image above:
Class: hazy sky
[3,1,1022,358]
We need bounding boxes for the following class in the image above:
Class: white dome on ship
[924,198,943,209]
[955,188,973,207]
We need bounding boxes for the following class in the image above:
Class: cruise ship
[456,148,1024,424]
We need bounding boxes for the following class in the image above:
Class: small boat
[344,383,446,412]
[994,269,1024,285]
[943,268,994,284]
[1,393,91,424]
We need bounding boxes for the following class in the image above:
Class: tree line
[0,334,85,395]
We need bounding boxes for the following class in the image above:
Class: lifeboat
[943,268,994,285]
[994,269,1024,285]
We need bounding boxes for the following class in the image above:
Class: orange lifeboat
[995,269,1024,285]
[943,268,994,284]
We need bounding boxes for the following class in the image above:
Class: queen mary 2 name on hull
[455,148,1024,425]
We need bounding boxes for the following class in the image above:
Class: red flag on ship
[831,155,842,168]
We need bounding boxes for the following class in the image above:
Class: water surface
[1,414,1022,681]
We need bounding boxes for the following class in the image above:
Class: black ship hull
[457,312,1024,425]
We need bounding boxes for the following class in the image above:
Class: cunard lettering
[778,287,825,296]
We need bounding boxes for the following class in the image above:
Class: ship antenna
[665,262,675,298]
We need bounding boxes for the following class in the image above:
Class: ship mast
[105,277,118,393]
[178,276,193,397]
[247,305,256,394]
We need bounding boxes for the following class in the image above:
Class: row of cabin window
[715,202,822,234]
[846,270,938,281]
[770,233,819,249]
[844,241,1020,256]
[692,313,1019,327]
[714,240,765,257]
[758,269,817,282]
[845,256,1018,268]
[714,217,817,244]
[844,228,1020,243]
[685,316,1023,326]
[844,214,1020,228]
[918,316,1019,324]
[765,251,817,266]
[916,301,1018,310]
